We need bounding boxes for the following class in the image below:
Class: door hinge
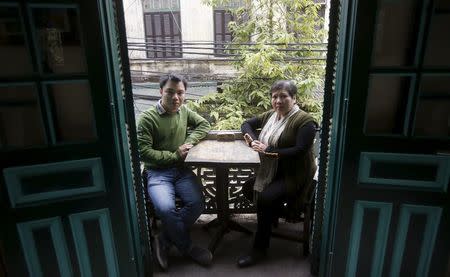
[123,97,129,124]
[327,252,334,277]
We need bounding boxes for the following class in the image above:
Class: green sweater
[137,105,210,169]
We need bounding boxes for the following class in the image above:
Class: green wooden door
[0,0,142,276]
[322,0,450,276]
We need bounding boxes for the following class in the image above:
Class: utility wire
[129,55,326,62]
[128,41,327,47]
[133,76,221,84]
[128,44,327,52]
[126,36,328,45]
[129,69,322,78]
[130,73,326,82]
[169,7,183,40]
[125,0,139,11]
[128,48,240,56]
[127,47,325,57]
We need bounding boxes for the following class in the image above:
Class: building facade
[123,0,329,81]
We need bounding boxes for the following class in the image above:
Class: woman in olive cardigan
[238,80,317,268]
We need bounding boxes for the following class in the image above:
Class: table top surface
[185,139,260,165]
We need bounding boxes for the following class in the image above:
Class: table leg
[228,220,252,234]
[207,166,253,253]
[214,165,228,222]
[202,218,220,230]
[208,223,227,252]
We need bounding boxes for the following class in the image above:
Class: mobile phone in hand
[243,133,253,146]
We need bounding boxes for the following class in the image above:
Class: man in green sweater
[137,73,211,270]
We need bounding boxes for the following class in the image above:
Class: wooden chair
[242,129,320,257]
[270,130,320,257]
[241,176,316,257]
[141,168,187,232]
[270,179,317,256]
[141,168,158,233]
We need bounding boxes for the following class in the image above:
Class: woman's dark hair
[269,80,297,97]
[159,73,188,90]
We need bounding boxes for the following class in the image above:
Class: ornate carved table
[185,138,260,252]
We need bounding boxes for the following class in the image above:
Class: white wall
[122,0,146,59]
[130,60,238,81]
[324,0,331,43]
[180,0,214,58]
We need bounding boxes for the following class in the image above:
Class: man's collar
[156,100,180,115]
[156,100,166,115]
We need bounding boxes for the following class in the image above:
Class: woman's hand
[251,140,268,153]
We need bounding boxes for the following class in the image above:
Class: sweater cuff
[174,149,182,160]
[263,146,278,158]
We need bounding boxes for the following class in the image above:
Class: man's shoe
[237,250,267,268]
[153,234,168,270]
[187,245,213,266]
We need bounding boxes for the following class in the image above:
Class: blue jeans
[147,167,204,254]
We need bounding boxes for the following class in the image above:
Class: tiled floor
[151,214,314,277]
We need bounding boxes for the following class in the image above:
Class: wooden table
[185,139,260,252]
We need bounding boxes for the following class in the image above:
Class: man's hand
[250,140,268,153]
[177,143,193,159]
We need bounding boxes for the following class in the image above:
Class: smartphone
[243,133,253,146]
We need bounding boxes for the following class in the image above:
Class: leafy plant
[190,0,326,129]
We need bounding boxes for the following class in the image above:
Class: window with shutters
[213,0,246,57]
[142,0,181,58]
[213,10,235,56]
[142,0,179,11]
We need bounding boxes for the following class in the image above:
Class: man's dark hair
[159,73,188,90]
[269,80,297,97]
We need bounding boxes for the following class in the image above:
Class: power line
[125,0,139,11]
[133,77,218,85]
[128,49,326,61]
[128,43,328,52]
[169,6,183,40]
[126,36,328,46]
[132,86,209,97]
[129,73,326,82]
[128,47,242,57]
[127,47,325,58]
[128,41,327,47]
[129,70,326,83]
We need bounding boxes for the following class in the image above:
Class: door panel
[389,205,442,277]
[346,201,392,277]
[69,209,119,276]
[413,75,450,138]
[364,75,413,135]
[44,81,97,143]
[29,5,88,74]
[0,4,34,77]
[17,217,73,277]
[0,0,139,276]
[4,158,105,208]
[371,0,422,67]
[358,153,449,191]
[326,0,450,276]
[0,84,46,148]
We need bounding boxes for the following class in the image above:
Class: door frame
[320,0,450,275]
[96,0,146,275]
[319,0,356,275]
[0,0,145,275]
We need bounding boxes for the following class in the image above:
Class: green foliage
[194,0,326,130]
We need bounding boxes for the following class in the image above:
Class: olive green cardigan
[256,109,317,212]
